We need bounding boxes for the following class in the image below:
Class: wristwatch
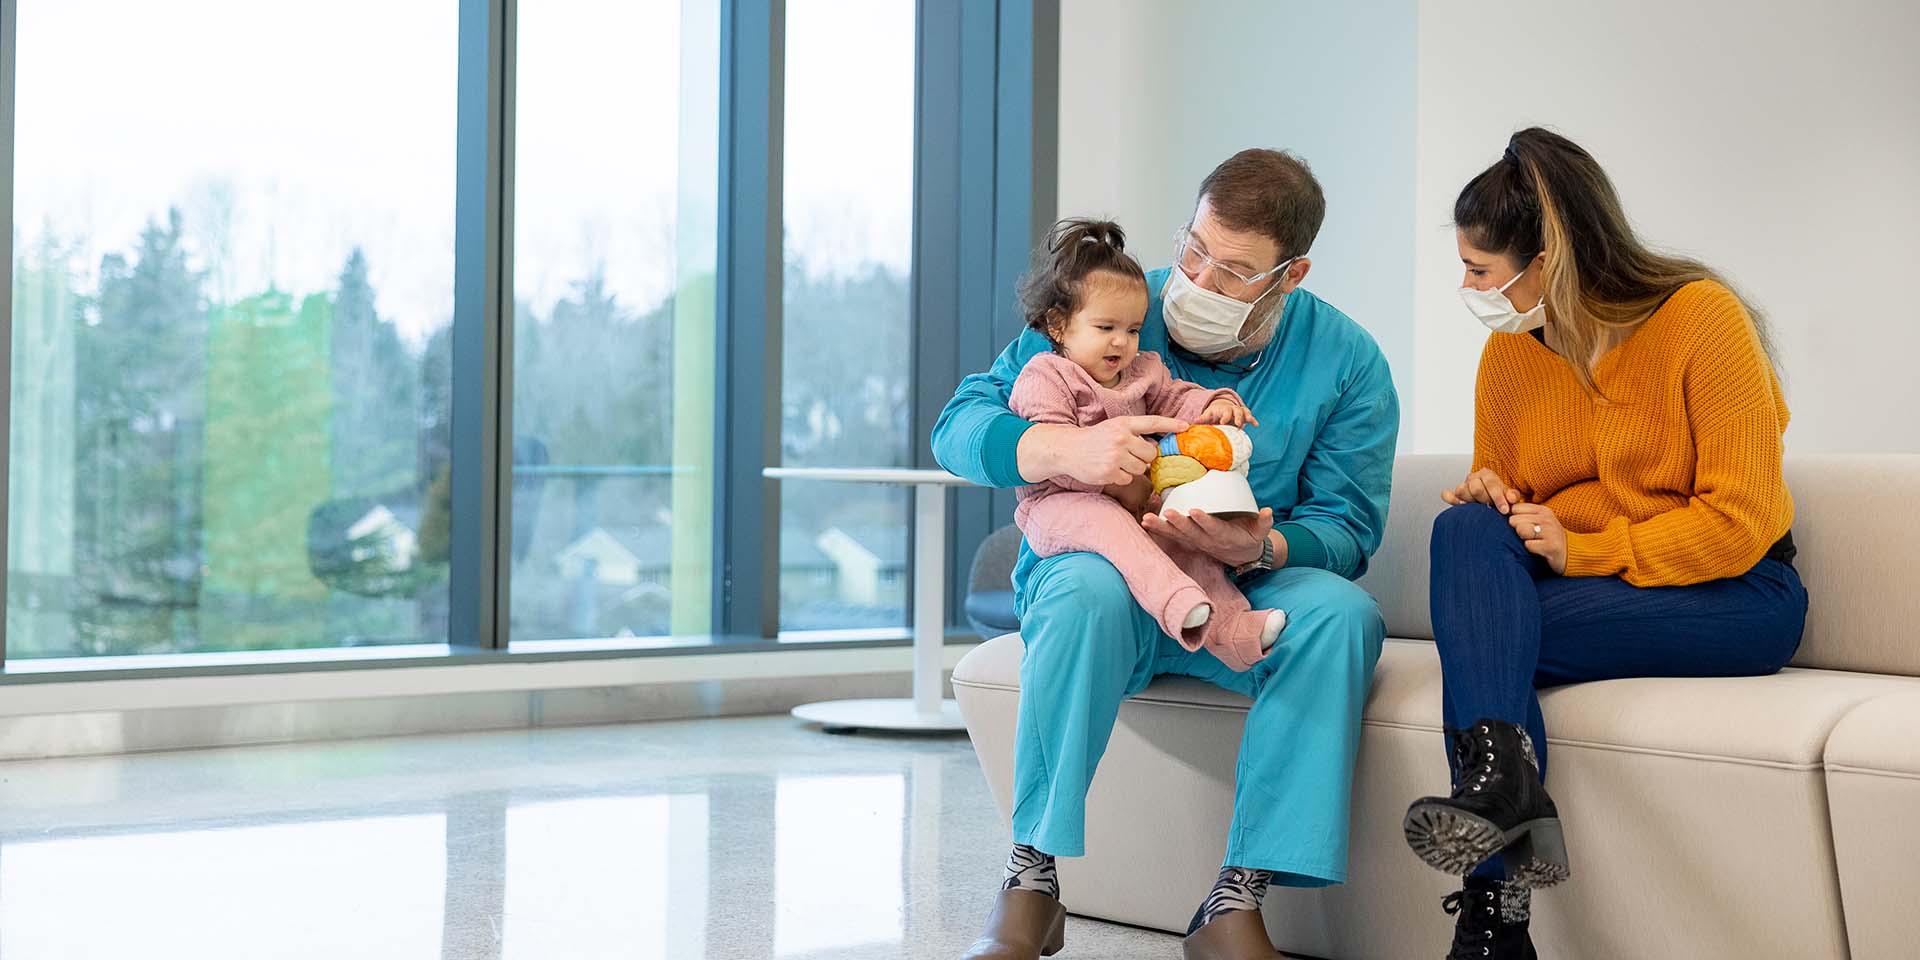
[1233,532,1278,581]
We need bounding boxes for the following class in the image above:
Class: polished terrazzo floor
[0,715,1187,959]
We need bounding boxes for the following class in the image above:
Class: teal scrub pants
[1010,552,1385,887]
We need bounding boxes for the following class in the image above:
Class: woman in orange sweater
[1401,128,1807,959]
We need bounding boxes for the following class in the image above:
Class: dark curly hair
[1017,217,1147,343]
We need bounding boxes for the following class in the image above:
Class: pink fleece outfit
[1009,350,1274,671]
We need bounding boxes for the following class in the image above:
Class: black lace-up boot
[1403,718,1570,886]
[1442,725,1475,782]
[1442,877,1537,960]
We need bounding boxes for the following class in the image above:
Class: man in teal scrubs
[945,150,1399,960]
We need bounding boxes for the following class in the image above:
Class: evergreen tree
[506,269,679,639]
[413,319,456,643]
[329,248,416,499]
[778,258,912,524]
[200,289,332,650]
[73,209,210,654]
[776,257,914,628]
[7,232,82,656]
[515,267,673,470]
[780,260,911,470]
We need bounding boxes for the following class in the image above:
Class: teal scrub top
[931,267,1400,582]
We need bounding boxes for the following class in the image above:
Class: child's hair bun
[1019,217,1148,339]
[1049,218,1127,254]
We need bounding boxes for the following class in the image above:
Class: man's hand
[1441,467,1525,515]
[1019,416,1190,486]
[1142,507,1275,567]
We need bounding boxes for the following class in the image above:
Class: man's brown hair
[1196,148,1326,262]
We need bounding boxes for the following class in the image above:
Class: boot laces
[1453,723,1498,796]
[1443,888,1499,958]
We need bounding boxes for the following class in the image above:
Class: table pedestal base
[790,698,967,734]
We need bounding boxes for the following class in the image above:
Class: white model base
[1159,468,1259,517]
[790,698,968,733]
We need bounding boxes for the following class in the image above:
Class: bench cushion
[955,634,1916,768]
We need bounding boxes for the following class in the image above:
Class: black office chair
[963,523,1024,640]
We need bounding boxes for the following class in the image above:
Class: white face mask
[1162,258,1295,355]
[1459,265,1545,334]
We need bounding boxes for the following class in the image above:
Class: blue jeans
[1430,502,1808,778]
[1429,503,1808,881]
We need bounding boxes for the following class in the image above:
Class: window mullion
[451,0,513,650]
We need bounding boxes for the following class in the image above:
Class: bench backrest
[1356,454,1920,677]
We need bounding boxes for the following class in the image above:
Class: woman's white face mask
[1163,257,1296,355]
[1459,265,1545,334]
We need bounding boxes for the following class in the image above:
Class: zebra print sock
[1187,866,1273,934]
[1499,881,1532,924]
[1001,843,1059,899]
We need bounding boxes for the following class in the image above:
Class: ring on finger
[1532,523,1542,536]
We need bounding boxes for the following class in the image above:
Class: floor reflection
[0,716,1178,959]
[503,795,705,959]
[774,774,905,956]
[0,815,446,959]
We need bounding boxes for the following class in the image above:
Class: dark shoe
[960,888,1066,959]
[1442,877,1538,959]
[1443,724,1476,780]
[1403,719,1570,887]
[1182,909,1291,960]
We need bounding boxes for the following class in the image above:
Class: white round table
[763,466,976,733]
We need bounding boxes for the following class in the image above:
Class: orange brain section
[1170,426,1235,472]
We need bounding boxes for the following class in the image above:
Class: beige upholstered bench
[953,454,1920,959]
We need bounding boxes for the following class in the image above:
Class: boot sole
[1043,909,1065,956]
[1501,821,1572,889]
[960,891,1066,959]
[1402,803,1571,888]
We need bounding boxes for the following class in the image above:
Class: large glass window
[777,0,917,634]
[6,0,456,658]
[507,0,721,644]
[2,0,1011,668]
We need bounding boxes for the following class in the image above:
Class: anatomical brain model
[1148,424,1258,518]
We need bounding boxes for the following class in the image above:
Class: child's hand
[1197,398,1258,428]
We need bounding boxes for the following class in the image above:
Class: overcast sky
[13,0,914,347]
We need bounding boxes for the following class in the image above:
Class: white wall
[1414,0,1920,454]
[1055,1,1184,269]
[1056,0,1419,410]
[1058,0,1920,454]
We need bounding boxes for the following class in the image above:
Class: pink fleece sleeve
[1138,352,1244,423]
[1008,353,1106,494]
[1009,353,1093,426]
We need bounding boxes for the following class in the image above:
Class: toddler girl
[1008,218,1286,671]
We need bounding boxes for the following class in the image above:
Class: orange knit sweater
[1473,280,1792,587]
